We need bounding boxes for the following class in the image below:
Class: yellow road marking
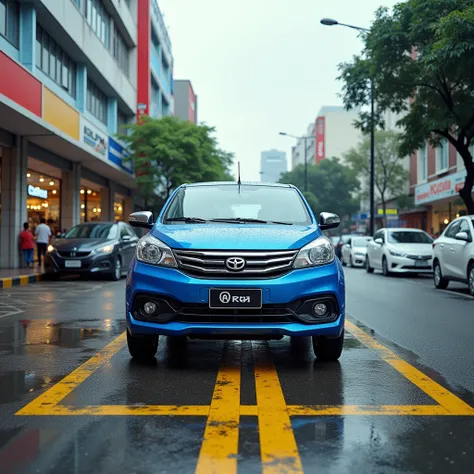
[16,332,126,415]
[346,320,474,415]
[288,405,450,416]
[253,342,303,474]
[26,405,211,416]
[195,343,241,474]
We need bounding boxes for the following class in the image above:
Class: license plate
[415,260,429,267]
[209,288,262,309]
[65,260,82,268]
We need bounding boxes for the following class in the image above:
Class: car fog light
[313,303,328,317]
[143,301,157,315]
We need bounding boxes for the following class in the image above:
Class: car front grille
[173,249,298,279]
[58,251,92,258]
[406,255,431,261]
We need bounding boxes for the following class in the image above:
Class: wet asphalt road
[0,269,473,474]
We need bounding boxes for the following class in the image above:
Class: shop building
[410,139,474,235]
[0,0,146,268]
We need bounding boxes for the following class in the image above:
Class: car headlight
[47,244,55,253]
[293,236,335,268]
[98,244,114,254]
[136,234,177,267]
[388,249,406,257]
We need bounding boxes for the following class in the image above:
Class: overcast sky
[159,0,399,181]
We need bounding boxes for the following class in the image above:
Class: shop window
[36,24,76,98]
[114,193,125,222]
[26,169,61,236]
[0,0,19,48]
[87,79,108,125]
[80,186,101,223]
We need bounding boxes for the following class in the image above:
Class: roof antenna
[237,161,241,185]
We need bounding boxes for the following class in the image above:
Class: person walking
[35,217,52,267]
[19,223,35,268]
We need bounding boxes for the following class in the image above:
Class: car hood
[152,224,321,250]
[54,238,114,251]
[352,247,368,255]
[386,243,433,255]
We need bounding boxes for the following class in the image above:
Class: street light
[320,17,375,236]
[279,132,315,192]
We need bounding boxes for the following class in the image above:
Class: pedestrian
[19,223,35,268]
[35,217,52,266]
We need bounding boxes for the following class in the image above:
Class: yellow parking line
[346,320,474,415]
[16,332,126,415]
[288,404,450,416]
[195,343,241,474]
[253,343,303,474]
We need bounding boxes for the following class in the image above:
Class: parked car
[341,236,373,267]
[45,221,139,280]
[366,228,433,276]
[432,215,474,297]
[126,182,345,361]
[333,234,363,259]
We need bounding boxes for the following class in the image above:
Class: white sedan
[341,236,373,268]
[366,228,434,276]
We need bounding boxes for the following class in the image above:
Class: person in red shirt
[19,223,35,268]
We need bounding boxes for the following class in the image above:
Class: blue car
[126,182,345,361]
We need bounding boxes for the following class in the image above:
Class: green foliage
[279,158,360,219]
[119,116,234,207]
[338,0,474,213]
[345,130,409,221]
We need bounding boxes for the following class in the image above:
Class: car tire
[127,331,159,359]
[366,256,374,273]
[433,261,449,290]
[382,257,391,277]
[312,330,344,361]
[468,263,474,297]
[111,257,122,281]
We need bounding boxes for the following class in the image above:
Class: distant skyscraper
[260,150,287,183]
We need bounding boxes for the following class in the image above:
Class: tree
[338,0,474,213]
[279,158,360,220]
[345,130,409,226]
[120,116,234,210]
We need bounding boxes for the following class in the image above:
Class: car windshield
[65,224,117,239]
[388,231,433,244]
[162,184,311,225]
[352,238,371,248]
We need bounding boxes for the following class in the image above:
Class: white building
[260,150,287,183]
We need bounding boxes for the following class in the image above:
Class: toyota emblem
[225,257,246,271]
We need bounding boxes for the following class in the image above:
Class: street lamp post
[279,132,313,192]
[320,18,375,236]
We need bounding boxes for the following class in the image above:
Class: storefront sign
[108,137,133,174]
[80,118,108,156]
[315,116,325,164]
[377,209,398,215]
[415,171,467,205]
[28,185,48,199]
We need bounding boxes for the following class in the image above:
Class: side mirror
[454,231,470,242]
[129,211,154,229]
[374,238,383,245]
[319,212,340,230]
[122,234,132,242]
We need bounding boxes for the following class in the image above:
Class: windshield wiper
[165,217,209,224]
[209,217,293,225]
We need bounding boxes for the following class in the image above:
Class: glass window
[80,187,101,223]
[352,238,371,248]
[65,223,117,239]
[445,221,461,238]
[388,231,433,244]
[112,24,129,76]
[35,27,42,68]
[87,79,108,124]
[163,185,311,225]
[437,140,448,172]
[418,143,428,182]
[0,0,19,47]
[0,2,5,38]
[459,220,471,236]
[86,0,109,48]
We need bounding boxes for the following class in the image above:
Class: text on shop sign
[28,185,48,199]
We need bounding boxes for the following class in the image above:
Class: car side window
[459,219,471,237]
[445,221,461,238]
[374,230,383,242]
[125,224,137,237]
[120,224,129,239]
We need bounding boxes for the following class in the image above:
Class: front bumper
[351,253,367,267]
[45,252,115,274]
[126,260,345,338]
[387,255,432,273]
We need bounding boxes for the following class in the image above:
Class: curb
[0,273,45,289]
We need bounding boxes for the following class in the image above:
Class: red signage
[315,116,325,164]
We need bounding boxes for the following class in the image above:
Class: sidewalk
[0,266,46,289]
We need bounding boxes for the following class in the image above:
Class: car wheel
[366,256,374,274]
[312,330,344,361]
[382,257,391,277]
[111,257,122,281]
[468,263,474,297]
[433,261,449,290]
[127,331,159,359]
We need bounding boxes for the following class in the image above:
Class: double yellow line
[196,342,303,474]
